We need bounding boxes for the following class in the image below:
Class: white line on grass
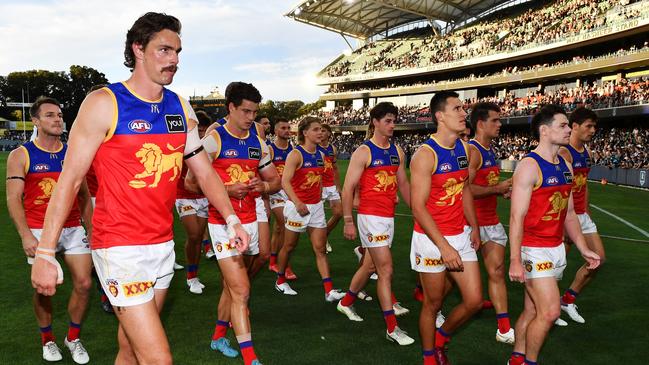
[590,204,649,238]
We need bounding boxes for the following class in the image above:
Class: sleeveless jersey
[318,144,336,187]
[270,141,293,178]
[358,140,400,218]
[91,82,189,249]
[86,165,98,198]
[469,139,500,226]
[22,141,81,229]
[522,152,573,248]
[414,137,469,236]
[565,144,590,214]
[208,125,264,225]
[176,164,204,200]
[292,145,324,204]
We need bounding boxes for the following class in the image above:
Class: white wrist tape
[226,215,241,240]
[36,253,64,284]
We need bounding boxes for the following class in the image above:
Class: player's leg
[275,201,305,294]
[522,277,561,363]
[269,205,285,271]
[248,221,269,278]
[180,211,207,294]
[34,292,62,361]
[337,250,374,321]
[508,289,535,365]
[326,198,342,235]
[210,276,238,358]
[308,226,342,300]
[419,272,447,365]
[481,240,513,342]
[62,253,93,363]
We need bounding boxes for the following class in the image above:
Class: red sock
[212,320,229,340]
[322,278,333,294]
[239,340,257,365]
[414,285,424,302]
[562,289,578,305]
[269,253,277,266]
[384,309,397,333]
[100,294,108,302]
[186,264,198,280]
[203,240,211,252]
[497,313,511,333]
[423,350,437,365]
[435,328,450,348]
[509,352,525,365]
[67,322,81,341]
[40,325,55,345]
[340,291,357,307]
[276,272,286,285]
[391,292,398,305]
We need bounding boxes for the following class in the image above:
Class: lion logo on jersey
[436,178,464,206]
[486,171,500,186]
[129,143,184,189]
[541,191,569,221]
[300,171,321,189]
[225,164,256,185]
[572,173,587,193]
[34,177,57,205]
[323,158,333,173]
[373,170,397,192]
[275,164,285,177]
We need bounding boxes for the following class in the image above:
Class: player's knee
[422,296,443,313]
[376,264,393,281]
[258,251,270,263]
[465,295,483,314]
[540,306,561,323]
[187,231,203,244]
[331,204,342,217]
[73,275,93,294]
[229,284,251,304]
[487,261,505,279]
[142,352,172,365]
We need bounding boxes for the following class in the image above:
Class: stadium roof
[285,0,514,39]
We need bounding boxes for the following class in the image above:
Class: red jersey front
[522,152,573,248]
[469,139,500,226]
[414,137,469,236]
[318,143,336,188]
[291,145,324,204]
[86,164,98,198]
[565,144,590,214]
[22,141,81,229]
[91,82,189,248]
[358,140,400,218]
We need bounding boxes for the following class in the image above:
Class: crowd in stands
[324,0,645,77]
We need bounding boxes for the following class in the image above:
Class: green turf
[1,153,648,364]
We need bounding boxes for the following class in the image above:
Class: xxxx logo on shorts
[181,205,194,212]
[122,281,154,297]
[106,279,119,297]
[536,261,553,271]
[424,258,444,267]
[287,220,302,228]
[367,234,389,242]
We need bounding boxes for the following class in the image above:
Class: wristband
[35,253,64,284]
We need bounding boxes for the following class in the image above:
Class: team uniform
[357,140,401,248]
[91,82,191,307]
[86,165,98,207]
[469,139,508,246]
[21,141,90,262]
[283,146,326,233]
[520,152,573,280]
[248,122,270,223]
[268,141,293,210]
[410,137,476,273]
[204,125,271,260]
[175,164,209,219]
[565,145,597,234]
[318,144,340,201]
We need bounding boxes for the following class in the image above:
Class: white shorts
[410,226,478,273]
[521,244,567,280]
[92,240,175,307]
[577,213,598,234]
[283,200,327,233]
[255,197,268,223]
[269,190,288,210]
[209,222,259,259]
[321,185,341,201]
[28,226,90,263]
[358,214,394,248]
[91,197,96,208]
[175,198,209,218]
[479,223,508,247]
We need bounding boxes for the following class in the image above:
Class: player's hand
[228,183,250,200]
[502,188,512,200]
[248,177,265,193]
[230,223,250,253]
[581,249,601,270]
[21,233,39,258]
[440,244,463,272]
[497,178,513,195]
[343,221,357,240]
[508,260,526,283]
[31,256,60,296]
[295,201,309,216]
[469,226,481,250]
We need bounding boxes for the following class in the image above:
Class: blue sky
[0,0,346,102]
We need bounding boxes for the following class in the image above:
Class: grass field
[1,153,649,364]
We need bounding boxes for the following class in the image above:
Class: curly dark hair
[124,12,181,70]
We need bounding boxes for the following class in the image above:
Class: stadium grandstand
[286,0,649,174]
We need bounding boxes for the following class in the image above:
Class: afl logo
[373,159,384,166]
[224,149,239,157]
[34,163,50,172]
[128,120,152,133]
[439,163,452,172]
[546,176,559,185]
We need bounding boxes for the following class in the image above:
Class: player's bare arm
[341,144,369,240]
[282,149,308,216]
[461,148,481,249]
[468,144,511,198]
[396,145,411,208]
[250,142,281,195]
[6,147,38,257]
[331,145,342,193]
[410,146,463,271]
[76,180,94,241]
[508,157,538,283]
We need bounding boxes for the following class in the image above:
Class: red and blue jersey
[86,165,98,198]
[91,82,189,249]
[469,139,501,226]
[292,145,324,204]
[414,137,469,236]
[565,144,590,214]
[208,125,265,224]
[522,152,573,248]
[358,140,400,218]
[21,141,81,229]
[318,143,336,187]
[270,141,293,178]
